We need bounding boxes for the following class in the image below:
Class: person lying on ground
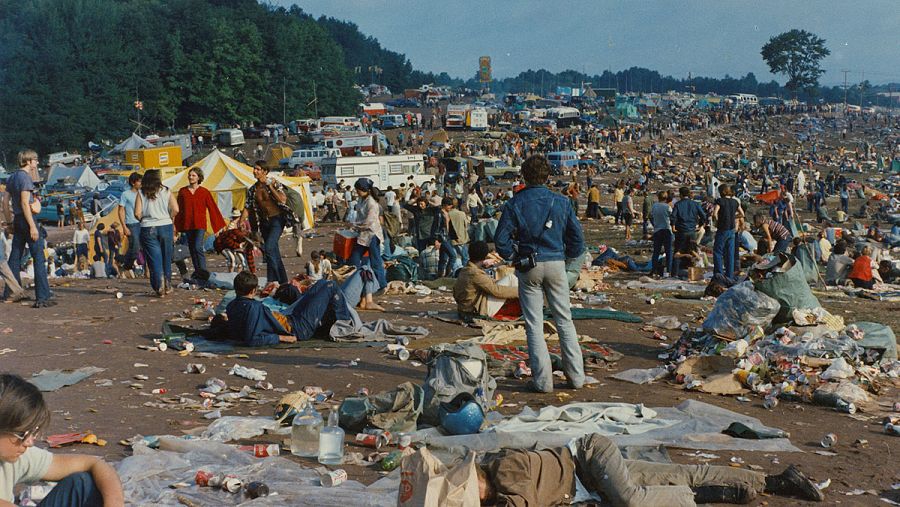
[453,241,518,322]
[477,433,823,506]
[0,373,125,507]
[223,270,366,346]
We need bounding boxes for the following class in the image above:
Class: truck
[466,156,519,179]
[321,154,431,190]
[466,108,489,131]
[215,128,245,146]
[445,104,469,129]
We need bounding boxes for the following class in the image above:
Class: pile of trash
[620,256,899,428]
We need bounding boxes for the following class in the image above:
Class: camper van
[318,117,362,130]
[380,114,406,129]
[322,134,377,156]
[288,148,341,169]
[466,108,489,131]
[445,104,470,129]
[215,128,245,146]
[547,151,579,174]
[321,154,430,190]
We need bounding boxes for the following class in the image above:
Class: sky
[271,0,900,86]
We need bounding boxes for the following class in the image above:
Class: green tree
[760,29,830,94]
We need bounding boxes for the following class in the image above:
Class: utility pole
[858,71,864,108]
[841,69,850,116]
[282,78,286,126]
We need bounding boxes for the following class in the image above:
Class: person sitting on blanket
[453,241,519,322]
[224,270,359,346]
[477,433,824,507]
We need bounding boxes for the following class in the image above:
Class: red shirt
[174,186,226,233]
[848,255,873,281]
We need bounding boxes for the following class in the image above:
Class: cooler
[333,230,366,262]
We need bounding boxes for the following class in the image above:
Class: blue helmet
[438,393,484,435]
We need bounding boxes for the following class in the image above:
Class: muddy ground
[2,115,899,506]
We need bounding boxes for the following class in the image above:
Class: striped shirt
[764,219,791,240]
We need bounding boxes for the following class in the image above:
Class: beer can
[195,470,213,487]
[222,476,242,493]
[396,348,410,361]
[835,399,856,414]
[820,433,837,448]
[398,434,412,450]
[395,336,410,347]
[152,388,168,395]
[320,469,347,487]
[245,481,269,499]
[763,396,778,410]
[253,444,280,457]
[355,432,388,449]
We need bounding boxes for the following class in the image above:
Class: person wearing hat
[347,178,387,289]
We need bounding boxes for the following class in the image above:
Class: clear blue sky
[272,0,900,85]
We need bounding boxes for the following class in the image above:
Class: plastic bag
[753,260,820,324]
[397,447,479,507]
[702,282,780,340]
[820,357,854,380]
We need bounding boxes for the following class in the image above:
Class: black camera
[514,247,537,273]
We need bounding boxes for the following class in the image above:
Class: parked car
[46,151,82,166]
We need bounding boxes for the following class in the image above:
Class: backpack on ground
[421,343,496,425]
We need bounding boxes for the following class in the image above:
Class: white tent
[45,164,102,189]
[111,133,152,154]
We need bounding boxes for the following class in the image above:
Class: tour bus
[466,108,489,131]
[727,94,759,108]
[381,114,406,129]
[287,147,342,169]
[215,128,245,146]
[321,154,431,190]
[547,150,579,174]
[545,107,582,128]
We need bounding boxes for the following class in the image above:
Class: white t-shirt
[384,190,396,207]
[139,187,173,228]
[1,447,53,502]
[73,229,90,245]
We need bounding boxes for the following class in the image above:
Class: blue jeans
[348,235,387,289]
[517,261,584,392]
[436,238,457,277]
[713,229,736,279]
[184,229,207,273]
[287,280,359,340]
[773,238,792,254]
[651,229,674,276]
[123,223,141,270]
[39,471,102,507]
[5,214,50,302]
[140,224,174,292]
[261,215,288,284]
[840,197,849,213]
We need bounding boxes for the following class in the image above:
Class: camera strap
[510,199,554,246]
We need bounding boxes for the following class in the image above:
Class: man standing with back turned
[496,155,585,393]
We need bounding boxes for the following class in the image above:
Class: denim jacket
[495,185,585,263]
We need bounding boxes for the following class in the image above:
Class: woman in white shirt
[348,178,386,290]
[134,169,179,297]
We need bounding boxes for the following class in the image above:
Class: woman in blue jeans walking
[347,178,387,295]
[135,169,179,297]
[240,162,291,284]
[0,373,124,506]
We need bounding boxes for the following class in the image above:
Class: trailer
[321,154,430,190]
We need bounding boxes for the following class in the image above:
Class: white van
[288,147,341,169]
[47,151,82,166]
[216,128,245,146]
[466,108,488,131]
[321,154,431,190]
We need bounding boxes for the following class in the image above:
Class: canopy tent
[111,133,152,154]
[162,149,314,230]
[46,164,102,189]
[264,144,293,170]
[430,129,450,145]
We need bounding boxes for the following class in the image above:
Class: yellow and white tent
[162,149,314,230]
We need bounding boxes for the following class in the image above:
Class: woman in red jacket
[174,168,226,276]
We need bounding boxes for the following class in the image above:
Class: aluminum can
[320,469,347,487]
[821,433,837,448]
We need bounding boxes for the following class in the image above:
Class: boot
[693,485,755,504]
[764,465,824,502]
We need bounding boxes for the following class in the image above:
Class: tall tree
[760,29,830,94]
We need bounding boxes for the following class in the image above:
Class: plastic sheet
[117,437,396,506]
[611,367,670,385]
[201,417,279,442]
[702,282,780,340]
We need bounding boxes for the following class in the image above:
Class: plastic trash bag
[702,282,780,340]
[754,260,820,324]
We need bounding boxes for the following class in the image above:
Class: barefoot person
[0,373,125,506]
